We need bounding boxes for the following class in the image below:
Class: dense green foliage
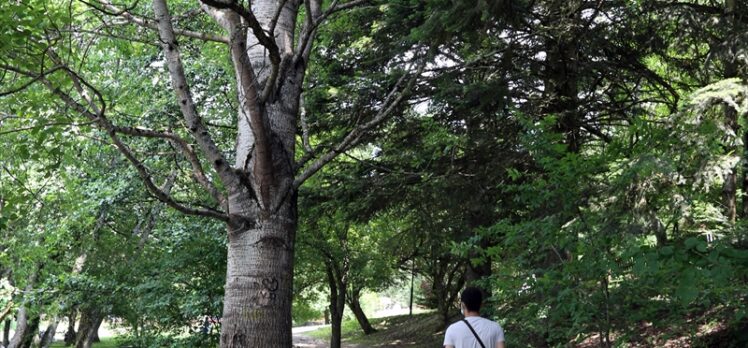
[2,0,748,347]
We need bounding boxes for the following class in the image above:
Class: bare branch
[92,0,229,43]
[269,0,290,36]
[293,59,426,188]
[295,0,368,64]
[0,66,66,97]
[0,121,95,136]
[1,63,230,221]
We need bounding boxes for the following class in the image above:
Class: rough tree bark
[8,0,423,346]
[74,310,103,348]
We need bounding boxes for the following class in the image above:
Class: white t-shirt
[443,316,505,348]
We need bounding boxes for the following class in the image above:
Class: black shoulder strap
[462,319,486,348]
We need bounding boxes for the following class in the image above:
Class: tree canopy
[2,0,748,347]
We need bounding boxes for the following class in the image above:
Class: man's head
[460,287,483,313]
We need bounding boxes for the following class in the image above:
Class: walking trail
[292,324,363,348]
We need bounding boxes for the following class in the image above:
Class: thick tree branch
[151,0,240,192]
[226,20,276,209]
[46,50,226,207]
[112,125,227,207]
[199,0,281,65]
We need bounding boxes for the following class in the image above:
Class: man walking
[443,287,505,348]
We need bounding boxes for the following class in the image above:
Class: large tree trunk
[219,202,297,347]
[74,310,103,348]
[347,289,375,335]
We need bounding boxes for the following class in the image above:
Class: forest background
[1,0,748,347]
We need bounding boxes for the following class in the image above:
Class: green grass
[49,337,119,348]
[305,312,445,347]
[306,318,366,340]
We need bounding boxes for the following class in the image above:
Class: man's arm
[445,346,455,348]
[443,325,455,348]
[496,341,505,348]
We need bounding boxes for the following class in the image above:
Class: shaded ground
[301,313,444,348]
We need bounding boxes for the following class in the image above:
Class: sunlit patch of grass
[50,337,119,348]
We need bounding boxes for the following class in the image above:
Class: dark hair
[460,287,483,312]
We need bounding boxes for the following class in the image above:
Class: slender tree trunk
[409,260,415,317]
[347,289,375,335]
[743,124,748,219]
[325,264,345,348]
[63,311,77,346]
[723,101,738,223]
[723,0,739,223]
[7,307,29,348]
[20,316,39,348]
[3,319,10,347]
[650,212,667,246]
[40,318,59,348]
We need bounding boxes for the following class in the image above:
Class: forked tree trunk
[150,0,416,344]
[151,0,304,344]
[74,310,103,348]
[326,265,346,348]
[40,318,59,348]
[347,289,375,335]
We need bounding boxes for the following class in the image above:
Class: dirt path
[292,332,329,348]
[292,332,364,348]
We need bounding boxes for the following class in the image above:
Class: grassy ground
[306,312,445,347]
[49,337,119,348]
